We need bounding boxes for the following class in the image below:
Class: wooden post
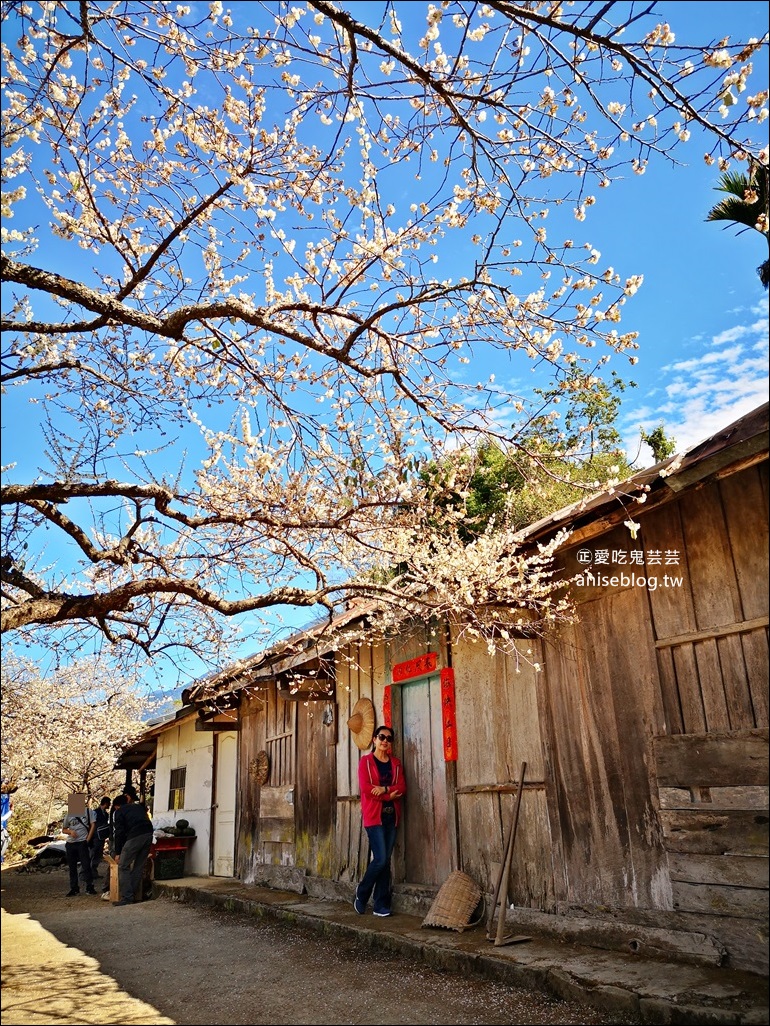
[487,762,531,947]
[105,854,120,902]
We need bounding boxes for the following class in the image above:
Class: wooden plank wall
[295,698,337,878]
[528,459,768,972]
[543,523,673,910]
[236,690,265,882]
[235,683,297,879]
[452,631,557,910]
[642,462,768,734]
[643,462,769,967]
[653,729,769,955]
[333,641,384,884]
[261,688,296,866]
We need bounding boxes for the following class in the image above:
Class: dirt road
[2,864,640,1026]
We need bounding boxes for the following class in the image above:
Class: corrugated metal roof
[183,599,379,705]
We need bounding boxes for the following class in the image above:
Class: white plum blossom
[1,0,763,670]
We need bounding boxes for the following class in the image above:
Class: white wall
[154,717,213,876]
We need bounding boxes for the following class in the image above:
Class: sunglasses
[376,734,394,743]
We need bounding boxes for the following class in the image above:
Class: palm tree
[706,161,769,289]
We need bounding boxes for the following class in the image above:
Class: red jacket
[358,752,406,828]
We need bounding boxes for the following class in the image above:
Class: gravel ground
[2,863,642,1026]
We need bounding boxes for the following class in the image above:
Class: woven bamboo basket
[421,870,483,932]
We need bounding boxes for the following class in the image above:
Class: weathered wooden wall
[644,461,769,966]
[258,687,296,867]
[653,728,769,972]
[642,461,768,734]
[452,631,556,910]
[236,690,263,882]
[295,698,337,878]
[236,684,296,880]
[333,641,385,884]
[541,532,672,911]
[536,459,768,971]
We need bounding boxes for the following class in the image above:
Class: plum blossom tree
[1,2,767,668]
[0,651,147,843]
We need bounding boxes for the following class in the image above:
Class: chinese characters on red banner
[382,685,392,728]
[440,668,458,762]
[391,651,438,682]
[389,654,457,761]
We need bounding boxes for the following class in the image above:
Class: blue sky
[2,1,768,693]
[3,1,767,464]
[573,98,769,458]
[466,0,769,460]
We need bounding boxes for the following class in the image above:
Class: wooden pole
[486,803,515,937]
[494,761,526,946]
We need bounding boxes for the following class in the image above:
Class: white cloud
[622,306,769,460]
[709,324,756,346]
[666,344,745,373]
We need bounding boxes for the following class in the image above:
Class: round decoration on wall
[249,750,270,786]
[346,697,375,750]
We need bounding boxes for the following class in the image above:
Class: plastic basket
[153,849,187,880]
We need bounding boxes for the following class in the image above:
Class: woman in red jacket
[354,725,407,918]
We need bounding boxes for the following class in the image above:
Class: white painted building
[118,706,237,878]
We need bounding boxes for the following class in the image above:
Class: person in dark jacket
[112,785,153,906]
[100,793,128,898]
[354,725,406,918]
[88,796,112,879]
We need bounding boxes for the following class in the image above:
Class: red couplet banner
[382,684,392,728]
[391,651,438,683]
[440,667,458,761]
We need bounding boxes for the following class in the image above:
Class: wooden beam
[655,615,768,649]
[455,782,546,794]
[138,750,156,772]
[653,729,769,788]
[195,720,240,732]
[664,432,769,492]
[659,809,769,856]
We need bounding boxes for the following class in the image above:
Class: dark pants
[357,819,397,914]
[89,835,106,876]
[65,841,93,892]
[118,833,153,903]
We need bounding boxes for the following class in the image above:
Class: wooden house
[118,703,239,877]
[184,402,768,973]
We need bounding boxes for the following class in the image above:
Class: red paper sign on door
[392,651,438,683]
[440,667,458,761]
[382,685,392,729]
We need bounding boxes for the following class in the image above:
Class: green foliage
[706,160,769,289]
[5,806,37,864]
[640,425,678,462]
[455,443,634,539]
[530,369,633,457]
[419,370,636,539]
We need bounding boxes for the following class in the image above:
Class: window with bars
[168,767,186,811]
[265,730,294,787]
